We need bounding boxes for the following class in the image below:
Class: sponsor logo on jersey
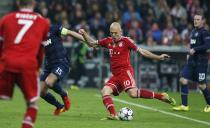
[190,39,196,44]
[42,39,52,46]
[119,42,123,47]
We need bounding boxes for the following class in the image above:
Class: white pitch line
[95,94,210,126]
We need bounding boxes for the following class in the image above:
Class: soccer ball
[118,107,134,121]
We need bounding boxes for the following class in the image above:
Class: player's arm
[126,37,170,61]
[191,30,210,54]
[61,27,86,42]
[193,37,210,51]
[78,29,99,48]
[137,47,170,61]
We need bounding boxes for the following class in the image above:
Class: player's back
[0,10,49,72]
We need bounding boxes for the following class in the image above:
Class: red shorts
[105,69,136,96]
[0,70,40,102]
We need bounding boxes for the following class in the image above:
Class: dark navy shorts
[40,61,69,82]
[181,59,208,84]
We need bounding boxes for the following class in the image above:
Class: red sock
[154,93,164,100]
[22,105,38,128]
[102,95,116,116]
[137,89,163,100]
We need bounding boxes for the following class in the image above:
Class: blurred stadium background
[1,0,210,91]
[1,1,210,128]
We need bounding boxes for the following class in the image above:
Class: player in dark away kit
[40,25,86,115]
[173,12,210,112]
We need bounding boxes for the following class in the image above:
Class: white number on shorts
[199,73,205,81]
[124,80,130,86]
[55,67,63,76]
[14,19,34,44]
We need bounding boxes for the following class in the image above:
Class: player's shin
[200,87,210,105]
[181,84,188,106]
[41,92,63,109]
[137,89,163,100]
[51,82,67,97]
[102,95,117,116]
[22,104,38,128]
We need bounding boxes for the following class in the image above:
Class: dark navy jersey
[190,27,210,61]
[43,25,69,64]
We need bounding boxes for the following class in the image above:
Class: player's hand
[79,29,87,35]
[189,48,195,55]
[159,54,170,61]
[37,68,42,75]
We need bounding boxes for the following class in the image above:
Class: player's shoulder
[50,25,62,31]
[121,36,135,43]
[103,37,112,41]
[201,28,209,33]
[100,37,112,43]
[1,12,17,21]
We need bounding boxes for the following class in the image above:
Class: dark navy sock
[181,85,188,106]
[201,87,210,105]
[41,92,64,108]
[51,82,67,97]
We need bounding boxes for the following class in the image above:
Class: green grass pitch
[0,88,209,128]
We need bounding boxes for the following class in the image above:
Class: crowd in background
[33,0,210,47]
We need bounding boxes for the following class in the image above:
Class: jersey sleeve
[124,37,138,51]
[202,30,210,41]
[194,30,210,51]
[98,37,111,48]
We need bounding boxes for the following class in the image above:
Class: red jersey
[0,9,49,72]
[98,36,138,75]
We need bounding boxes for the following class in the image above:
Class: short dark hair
[195,10,205,19]
[17,0,33,6]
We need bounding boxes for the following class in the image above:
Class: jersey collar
[20,8,33,12]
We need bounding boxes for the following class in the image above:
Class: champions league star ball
[118,107,134,121]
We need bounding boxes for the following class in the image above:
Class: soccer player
[40,25,86,115]
[79,22,176,120]
[173,12,210,112]
[0,0,49,128]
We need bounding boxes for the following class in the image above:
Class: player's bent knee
[128,92,136,98]
[101,86,113,96]
[127,88,137,98]
[198,84,207,90]
[45,78,56,87]
[45,73,58,87]
[179,77,188,85]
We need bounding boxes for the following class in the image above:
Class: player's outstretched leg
[51,82,71,110]
[22,103,38,128]
[127,88,176,106]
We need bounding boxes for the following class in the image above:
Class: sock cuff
[102,95,111,99]
[28,105,38,110]
[136,89,141,98]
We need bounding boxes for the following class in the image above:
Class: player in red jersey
[79,22,176,120]
[0,0,49,127]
